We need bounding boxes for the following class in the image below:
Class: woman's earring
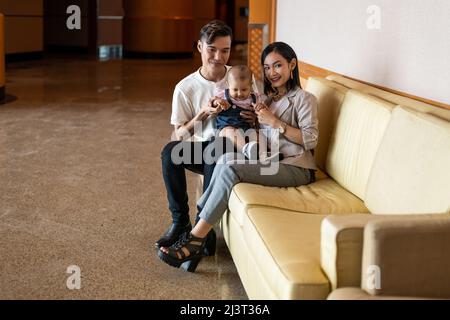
[290,69,294,80]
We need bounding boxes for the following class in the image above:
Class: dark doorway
[216,0,249,44]
[44,0,98,54]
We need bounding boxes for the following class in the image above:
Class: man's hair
[228,65,253,84]
[199,20,233,44]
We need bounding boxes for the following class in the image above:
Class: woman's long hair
[261,42,301,96]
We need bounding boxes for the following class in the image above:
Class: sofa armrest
[321,214,376,290]
[362,215,450,298]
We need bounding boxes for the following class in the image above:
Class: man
[156,20,256,256]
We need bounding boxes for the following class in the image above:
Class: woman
[157,42,319,272]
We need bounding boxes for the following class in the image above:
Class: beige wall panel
[5,17,43,54]
[0,0,43,15]
[277,0,450,105]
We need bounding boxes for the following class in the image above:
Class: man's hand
[200,97,222,119]
[240,110,257,127]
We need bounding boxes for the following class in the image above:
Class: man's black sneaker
[155,222,192,248]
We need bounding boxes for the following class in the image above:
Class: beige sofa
[219,75,450,300]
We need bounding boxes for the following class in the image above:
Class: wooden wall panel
[98,0,124,16]
[0,13,4,95]
[249,0,275,42]
[234,0,249,42]
[98,19,123,46]
[193,0,216,41]
[97,0,123,47]
[0,0,43,15]
[123,0,194,54]
[0,0,43,54]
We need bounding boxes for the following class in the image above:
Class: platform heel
[157,232,206,273]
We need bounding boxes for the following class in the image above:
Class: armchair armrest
[362,214,450,298]
[321,214,378,290]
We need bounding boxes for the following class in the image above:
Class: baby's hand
[214,98,230,111]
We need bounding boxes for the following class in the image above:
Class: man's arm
[174,97,222,140]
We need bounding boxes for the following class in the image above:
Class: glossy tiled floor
[0,51,248,299]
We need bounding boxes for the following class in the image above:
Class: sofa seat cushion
[228,178,369,226]
[241,207,331,299]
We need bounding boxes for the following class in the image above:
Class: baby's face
[228,78,252,100]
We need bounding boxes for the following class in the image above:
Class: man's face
[198,36,231,72]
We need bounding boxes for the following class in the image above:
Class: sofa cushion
[326,90,394,200]
[365,106,450,214]
[228,178,369,226]
[326,75,450,121]
[221,213,279,299]
[327,288,428,300]
[305,77,348,171]
[242,207,330,299]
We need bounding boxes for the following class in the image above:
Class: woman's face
[263,52,296,90]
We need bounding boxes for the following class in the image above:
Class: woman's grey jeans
[197,153,312,225]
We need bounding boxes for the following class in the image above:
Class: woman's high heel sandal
[157,232,206,273]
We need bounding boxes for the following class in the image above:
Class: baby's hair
[228,65,253,84]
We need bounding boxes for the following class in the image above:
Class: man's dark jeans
[161,138,230,226]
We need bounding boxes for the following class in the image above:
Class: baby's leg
[219,126,246,152]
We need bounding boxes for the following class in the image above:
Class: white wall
[276,0,450,105]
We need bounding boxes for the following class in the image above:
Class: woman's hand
[254,103,279,127]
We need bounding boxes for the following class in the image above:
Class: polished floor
[0,51,248,299]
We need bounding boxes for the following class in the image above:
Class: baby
[212,65,280,162]
[212,65,260,159]
[213,65,281,162]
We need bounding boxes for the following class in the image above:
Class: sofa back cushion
[305,77,348,171]
[326,91,394,200]
[327,75,450,121]
[365,106,450,214]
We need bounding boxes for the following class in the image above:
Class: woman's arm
[271,118,304,145]
[254,95,318,149]
[256,108,303,145]
[295,94,319,150]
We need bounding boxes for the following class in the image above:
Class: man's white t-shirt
[171,67,230,142]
